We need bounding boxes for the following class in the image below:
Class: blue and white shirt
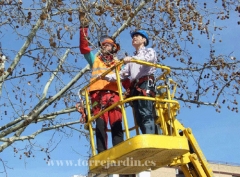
[105,47,157,82]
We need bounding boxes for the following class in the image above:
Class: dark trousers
[96,119,123,153]
[131,81,156,134]
[90,91,123,153]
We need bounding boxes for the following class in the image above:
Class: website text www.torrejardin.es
[47,157,156,168]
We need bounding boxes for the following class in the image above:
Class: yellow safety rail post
[114,62,130,139]
[167,77,181,136]
[153,71,170,136]
[84,88,96,156]
[169,78,177,99]
[155,85,169,135]
[78,88,96,155]
[132,109,140,135]
[154,77,179,136]
[166,77,174,136]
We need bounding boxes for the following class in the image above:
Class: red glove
[79,28,91,54]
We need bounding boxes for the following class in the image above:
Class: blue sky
[179,105,240,165]
[1,2,240,177]
[1,105,240,177]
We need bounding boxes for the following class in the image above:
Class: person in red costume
[79,15,123,154]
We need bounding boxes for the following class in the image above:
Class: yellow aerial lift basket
[79,59,214,176]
